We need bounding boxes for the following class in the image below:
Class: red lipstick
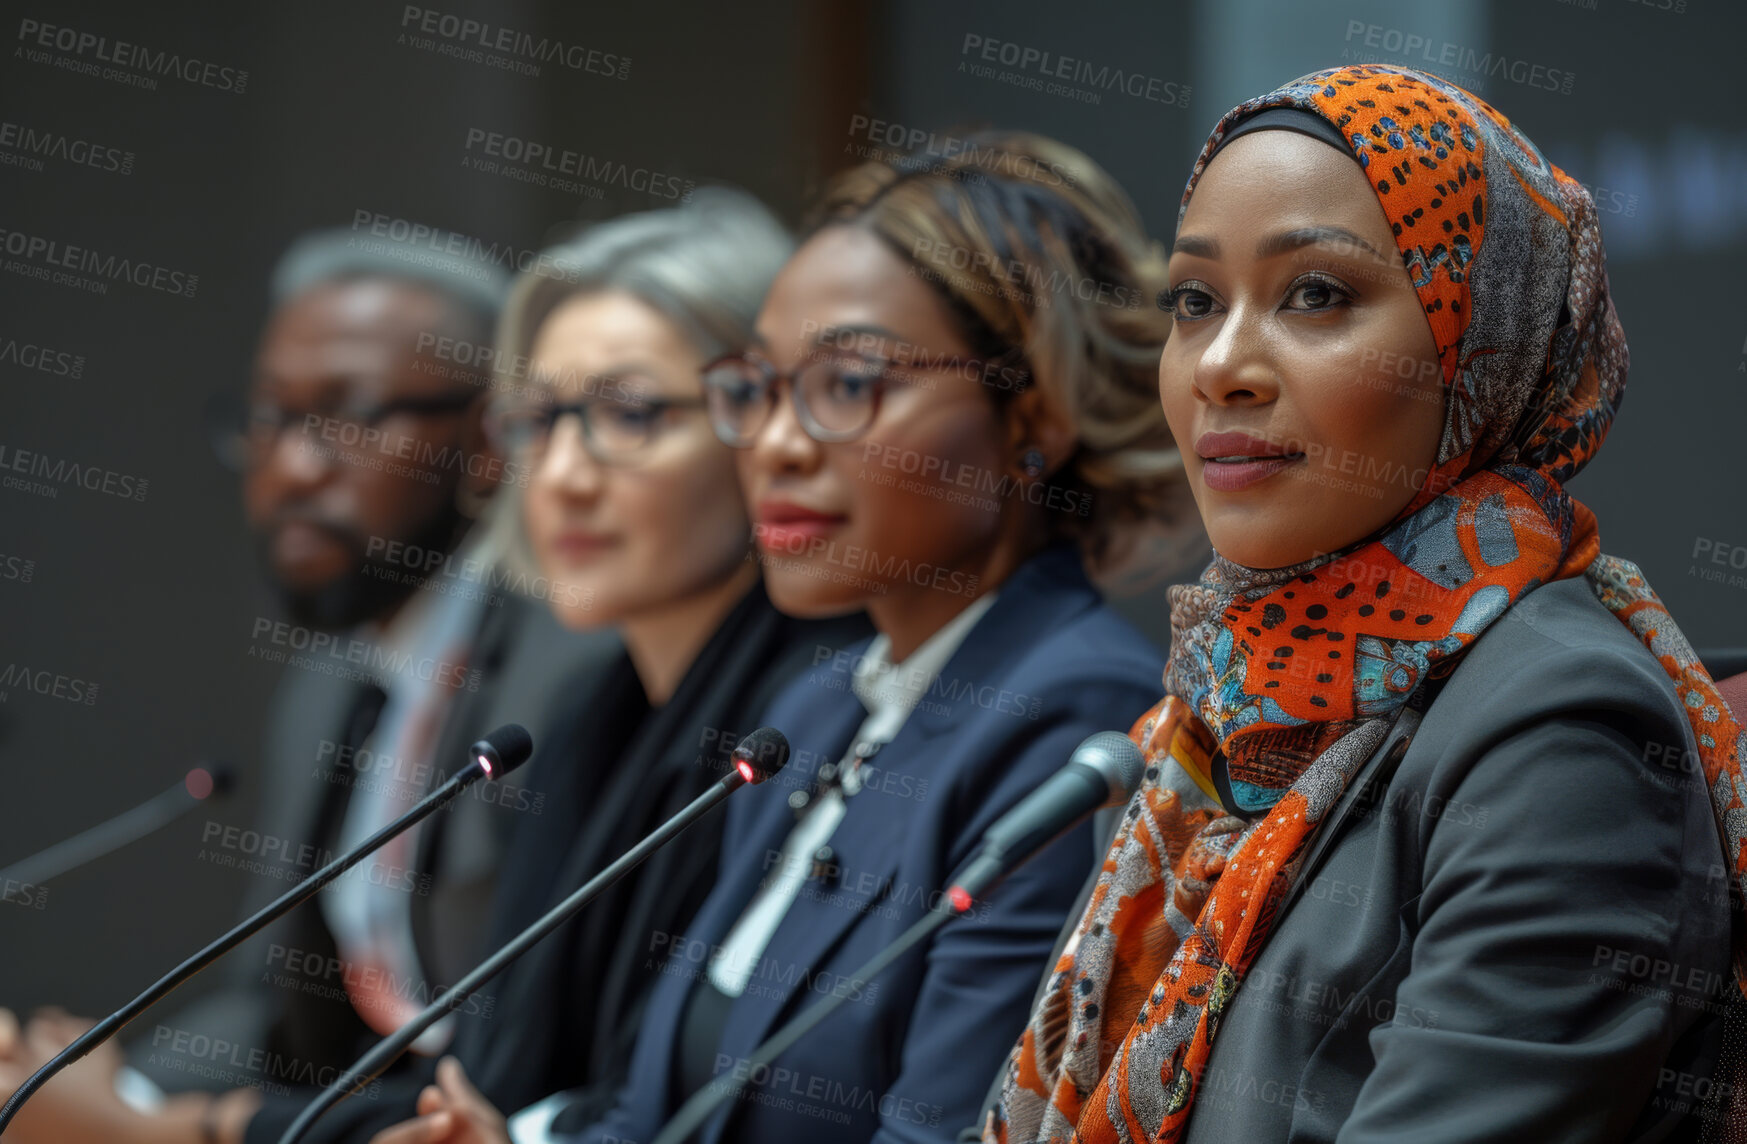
[755,500,847,550]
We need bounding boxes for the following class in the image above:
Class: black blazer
[242,582,870,1142]
[1178,577,1732,1143]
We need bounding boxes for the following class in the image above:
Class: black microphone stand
[651,730,1146,1144]
[0,766,233,887]
[651,900,963,1144]
[0,732,526,1134]
[278,730,791,1144]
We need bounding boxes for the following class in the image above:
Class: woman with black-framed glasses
[217,189,870,1144]
[374,131,1198,1144]
[485,382,707,465]
[701,343,1027,447]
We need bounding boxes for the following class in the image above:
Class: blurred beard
[256,498,468,631]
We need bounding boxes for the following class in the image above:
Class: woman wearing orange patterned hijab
[991,63,1745,1142]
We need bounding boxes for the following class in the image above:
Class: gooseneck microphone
[0,765,236,889]
[0,725,535,1136]
[276,727,793,1144]
[650,731,1146,1144]
[947,730,1145,904]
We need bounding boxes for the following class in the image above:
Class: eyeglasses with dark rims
[701,345,1024,448]
[483,385,708,466]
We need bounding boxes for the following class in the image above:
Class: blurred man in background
[0,231,612,1143]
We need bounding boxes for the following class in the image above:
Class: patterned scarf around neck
[992,63,1747,1143]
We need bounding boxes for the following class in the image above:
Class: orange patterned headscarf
[991,63,1746,1143]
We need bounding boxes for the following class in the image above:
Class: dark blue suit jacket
[562,546,1165,1143]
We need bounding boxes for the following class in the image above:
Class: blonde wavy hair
[810,130,1194,582]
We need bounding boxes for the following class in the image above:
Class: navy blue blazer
[562,545,1165,1144]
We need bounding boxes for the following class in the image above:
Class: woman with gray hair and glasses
[215,188,867,1144]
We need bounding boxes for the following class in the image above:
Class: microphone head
[1071,731,1147,806]
[185,765,235,801]
[471,724,534,780]
[731,727,791,785]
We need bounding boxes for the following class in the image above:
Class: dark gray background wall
[2,0,1742,1018]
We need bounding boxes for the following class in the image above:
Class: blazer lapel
[413,594,519,874]
[906,544,1098,740]
[702,684,868,941]
[711,686,957,1072]
[714,547,1102,1066]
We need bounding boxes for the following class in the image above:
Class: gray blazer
[1179,577,1731,1143]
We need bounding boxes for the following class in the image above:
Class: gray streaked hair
[495,186,792,381]
[482,188,792,592]
[268,226,511,347]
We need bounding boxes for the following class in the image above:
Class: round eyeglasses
[207,389,481,473]
[701,348,1020,448]
[484,394,707,466]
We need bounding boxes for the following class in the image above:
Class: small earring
[1021,448,1046,479]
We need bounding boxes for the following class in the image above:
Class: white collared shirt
[706,592,997,996]
[506,595,999,1142]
